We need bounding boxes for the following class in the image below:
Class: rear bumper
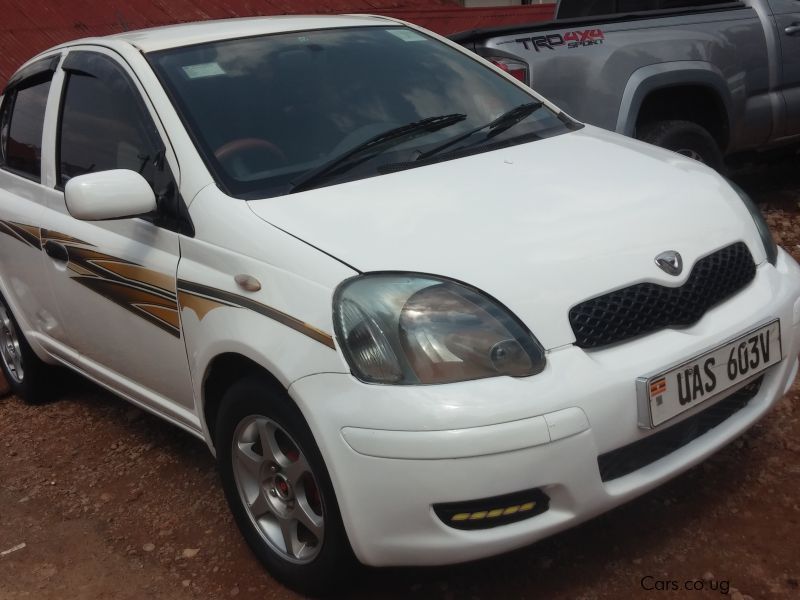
[289,249,800,567]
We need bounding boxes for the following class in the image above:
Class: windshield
[148,26,574,199]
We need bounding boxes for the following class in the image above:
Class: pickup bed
[453,0,800,169]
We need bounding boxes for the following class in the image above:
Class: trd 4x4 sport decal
[499,29,605,52]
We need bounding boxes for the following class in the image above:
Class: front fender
[179,188,356,449]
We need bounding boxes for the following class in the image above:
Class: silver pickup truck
[453,0,800,170]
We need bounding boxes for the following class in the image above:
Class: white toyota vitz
[1,15,799,594]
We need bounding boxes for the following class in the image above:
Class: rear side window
[58,52,164,189]
[0,79,52,182]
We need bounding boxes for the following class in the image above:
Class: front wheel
[215,375,356,595]
[637,119,725,172]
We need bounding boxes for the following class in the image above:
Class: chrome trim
[654,250,683,276]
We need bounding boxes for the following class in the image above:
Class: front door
[40,48,196,426]
[770,0,800,137]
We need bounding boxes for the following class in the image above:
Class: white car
[1,15,798,594]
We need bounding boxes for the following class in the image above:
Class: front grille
[597,376,763,482]
[569,242,756,349]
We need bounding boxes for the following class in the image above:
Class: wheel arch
[617,62,733,152]
[201,352,289,453]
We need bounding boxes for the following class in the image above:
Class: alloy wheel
[231,415,325,563]
[676,148,704,163]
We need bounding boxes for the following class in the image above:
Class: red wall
[0,0,554,83]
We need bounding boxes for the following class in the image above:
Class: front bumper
[289,249,800,567]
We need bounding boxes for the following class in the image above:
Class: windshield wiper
[288,113,467,193]
[415,101,543,162]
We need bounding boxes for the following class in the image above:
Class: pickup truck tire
[637,120,724,172]
[0,294,57,404]
[215,375,357,596]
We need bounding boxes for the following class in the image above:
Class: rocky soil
[1,157,799,600]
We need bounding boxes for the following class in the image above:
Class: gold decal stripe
[1,223,182,338]
[91,260,177,294]
[0,220,40,249]
[177,281,335,350]
[72,276,180,338]
[177,292,230,321]
[65,245,135,265]
[63,246,177,303]
[67,263,95,277]
[41,229,93,247]
[11,222,41,247]
[132,303,181,330]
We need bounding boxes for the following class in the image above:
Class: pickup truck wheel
[0,296,56,404]
[215,375,356,595]
[637,120,724,172]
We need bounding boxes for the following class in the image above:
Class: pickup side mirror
[65,169,157,221]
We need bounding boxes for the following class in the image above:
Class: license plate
[637,320,782,428]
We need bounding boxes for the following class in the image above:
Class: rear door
[0,56,64,345]
[769,0,800,136]
[40,48,196,426]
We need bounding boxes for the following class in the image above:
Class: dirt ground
[1,157,800,600]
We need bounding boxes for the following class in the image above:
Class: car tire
[0,294,57,404]
[215,374,357,596]
[637,119,725,172]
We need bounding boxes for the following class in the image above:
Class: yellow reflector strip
[449,501,539,523]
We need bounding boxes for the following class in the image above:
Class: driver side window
[57,51,190,234]
[58,52,164,189]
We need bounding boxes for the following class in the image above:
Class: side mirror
[65,169,157,221]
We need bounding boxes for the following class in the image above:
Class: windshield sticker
[388,29,427,42]
[182,62,226,79]
[499,29,605,52]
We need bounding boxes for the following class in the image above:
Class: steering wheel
[214,138,287,167]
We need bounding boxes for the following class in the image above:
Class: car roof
[57,14,397,54]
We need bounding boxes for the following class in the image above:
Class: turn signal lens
[338,299,403,383]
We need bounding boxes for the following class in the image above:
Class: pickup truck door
[40,48,196,426]
[770,0,800,136]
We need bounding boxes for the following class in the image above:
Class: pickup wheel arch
[617,62,733,152]
[637,119,725,171]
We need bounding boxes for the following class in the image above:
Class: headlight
[333,274,546,384]
[728,179,778,265]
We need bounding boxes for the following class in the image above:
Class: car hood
[248,125,764,349]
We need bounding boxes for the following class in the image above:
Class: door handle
[43,240,69,262]
[786,24,800,36]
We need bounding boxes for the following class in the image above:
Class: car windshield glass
[148,26,573,199]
